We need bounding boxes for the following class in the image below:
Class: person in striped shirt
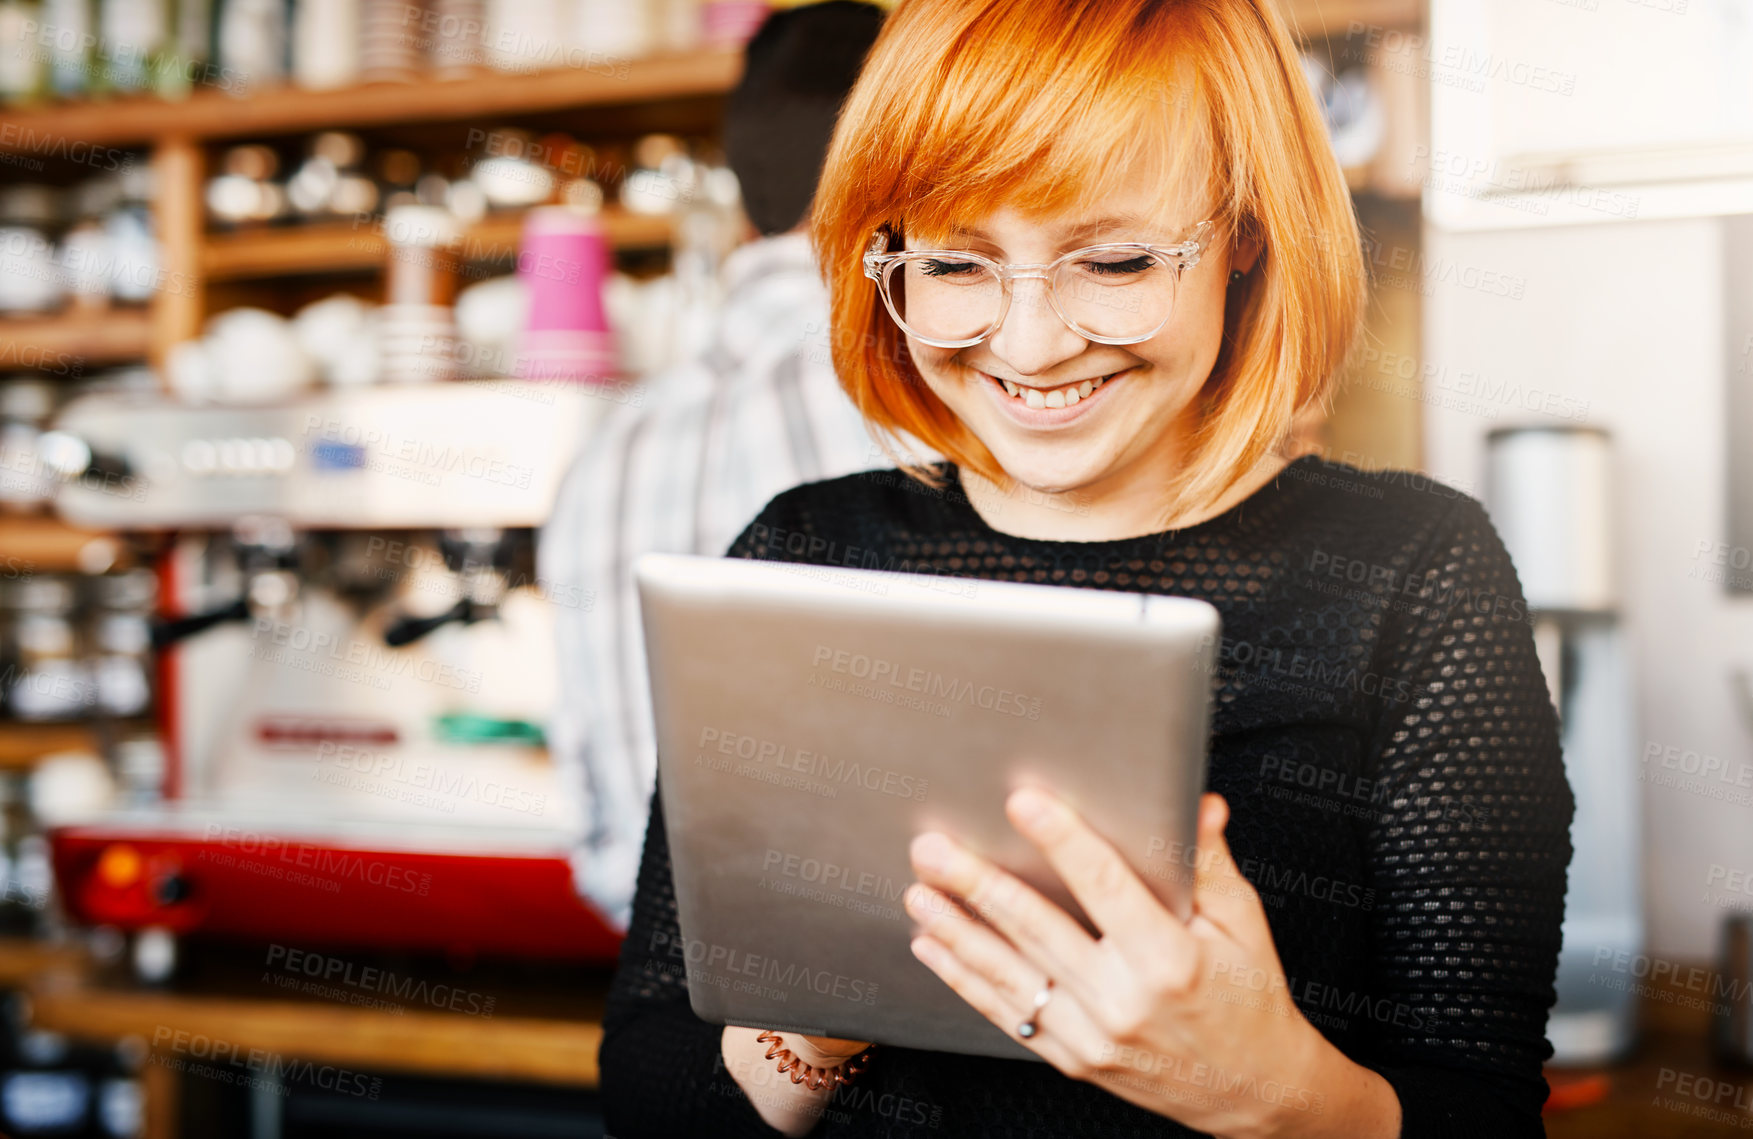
[539,2,903,928]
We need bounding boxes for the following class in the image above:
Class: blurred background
[0,0,1744,1135]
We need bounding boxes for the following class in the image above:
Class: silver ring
[1017,982,1053,1039]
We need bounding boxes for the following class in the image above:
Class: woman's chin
[983,449,1115,501]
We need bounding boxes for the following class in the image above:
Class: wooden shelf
[202,208,676,281]
[0,51,742,150]
[27,975,603,1088]
[0,515,127,574]
[0,723,100,769]
[0,937,87,988]
[0,15,1417,151]
[0,308,152,370]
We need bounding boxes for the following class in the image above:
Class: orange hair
[811,0,1365,520]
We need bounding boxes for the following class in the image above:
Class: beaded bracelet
[755,1031,875,1091]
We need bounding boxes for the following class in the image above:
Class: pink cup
[516,206,619,384]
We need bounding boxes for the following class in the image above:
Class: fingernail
[903,883,933,918]
[911,937,943,967]
[911,832,954,874]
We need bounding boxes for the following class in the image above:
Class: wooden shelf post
[151,137,207,371]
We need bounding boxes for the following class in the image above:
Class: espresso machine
[37,383,623,968]
[1486,425,1642,1064]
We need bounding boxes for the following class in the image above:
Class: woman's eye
[919,258,983,278]
[1079,255,1155,277]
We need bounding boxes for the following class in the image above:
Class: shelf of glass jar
[0,50,744,151]
[200,208,676,281]
[0,0,1423,152]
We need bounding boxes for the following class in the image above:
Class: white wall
[1420,0,1753,961]
[1421,214,1749,961]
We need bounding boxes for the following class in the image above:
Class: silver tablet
[635,552,1219,1060]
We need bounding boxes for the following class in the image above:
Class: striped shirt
[540,232,901,927]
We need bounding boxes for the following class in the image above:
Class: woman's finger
[910,831,1100,986]
[908,933,1093,1074]
[1005,786,1197,969]
[1187,793,1269,941]
[905,883,1046,1008]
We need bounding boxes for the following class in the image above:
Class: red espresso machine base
[51,810,623,961]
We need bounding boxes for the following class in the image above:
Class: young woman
[600,1,1572,1136]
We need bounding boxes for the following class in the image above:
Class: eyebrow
[946,212,1162,245]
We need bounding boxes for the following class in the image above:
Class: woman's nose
[986,276,1088,378]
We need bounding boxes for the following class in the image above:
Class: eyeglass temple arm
[862,231,892,280]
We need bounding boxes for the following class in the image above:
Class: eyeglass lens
[886,250,1179,343]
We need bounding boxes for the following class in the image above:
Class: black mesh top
[599,455,1573,1139]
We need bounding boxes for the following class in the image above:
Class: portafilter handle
[37,431,134,485]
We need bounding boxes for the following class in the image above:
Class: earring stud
[1230,270,1244,284]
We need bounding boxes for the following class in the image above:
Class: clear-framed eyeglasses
[861,220,1216,349]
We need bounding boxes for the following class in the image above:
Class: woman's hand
[905,790,1401,1139]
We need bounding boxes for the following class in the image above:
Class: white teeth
[997,372,1117,409]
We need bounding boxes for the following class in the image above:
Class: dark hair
[723,1,886,236]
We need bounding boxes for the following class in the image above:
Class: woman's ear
[1231,234,1263,276]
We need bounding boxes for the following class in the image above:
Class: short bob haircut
[812,0,1366,520]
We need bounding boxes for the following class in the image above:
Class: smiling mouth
[989,372,1121,410]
